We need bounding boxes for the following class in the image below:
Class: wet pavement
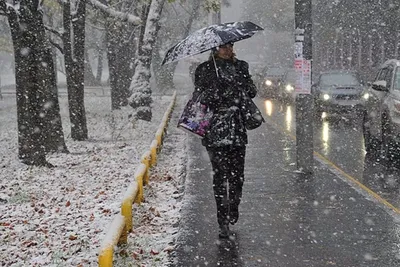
[261,99,400,209]
[174,97,400,267]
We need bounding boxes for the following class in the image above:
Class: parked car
[279,68,296,103]
[312,70,365,116]
[258,66,286,98]
[362,59,400,164]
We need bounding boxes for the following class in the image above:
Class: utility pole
[294,0,313,174]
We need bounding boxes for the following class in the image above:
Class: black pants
[207,146,246,225]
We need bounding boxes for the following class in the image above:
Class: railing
[98,92,177,267]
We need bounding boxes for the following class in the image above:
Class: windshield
[265,68,285,77]
[286,71,297,83]
[320,73,359,86]
[395,68,400,91]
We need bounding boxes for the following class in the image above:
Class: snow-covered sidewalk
[0,91,188,266]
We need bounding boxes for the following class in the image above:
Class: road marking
[264,116,400,215]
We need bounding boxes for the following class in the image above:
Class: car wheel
[363,113,380,159]
[381,115,400,168]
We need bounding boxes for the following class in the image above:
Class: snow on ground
[0,88,188,266]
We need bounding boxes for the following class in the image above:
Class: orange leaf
[132,252,140,260]
[150,249,159,255]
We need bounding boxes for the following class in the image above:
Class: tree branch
[49,40,64,54]
[0,0,18,15]
[85,21,106,31]
[87,0,142,25]
[0,0,6,14]
[44,25,63,39]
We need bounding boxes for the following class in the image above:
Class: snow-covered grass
[0,90,188,266]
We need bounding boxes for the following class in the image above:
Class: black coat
[194,57,257,148]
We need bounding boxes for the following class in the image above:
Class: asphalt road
[260,98,400,211]
[174,97,400,267]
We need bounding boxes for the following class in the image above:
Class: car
[278,68,296,103]
[312,70,365,117]
[257,66,286,98]
[362,59,400,164]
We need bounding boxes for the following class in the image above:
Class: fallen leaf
[164,246,174,253]
[102,209,111,214]
[119,249,128,257]
[69,235,77,241]
[22,241,37,247]
[66,201,71,207]
[132,252,140,260]
[150,249,159,255]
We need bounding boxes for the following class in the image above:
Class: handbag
[241,92,265,130]
[177,92,213,138]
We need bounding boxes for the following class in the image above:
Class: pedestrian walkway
[174,100,400,267]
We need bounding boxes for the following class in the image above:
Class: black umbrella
[161,21,263,65]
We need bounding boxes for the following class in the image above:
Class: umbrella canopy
[161,21,263,65]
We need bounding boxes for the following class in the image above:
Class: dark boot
[219,224,230,238]
[229,204,239,225]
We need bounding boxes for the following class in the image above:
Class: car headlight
[285,84,294,92]
[265,80,272,86]
[323,94,330,100]
[363,93,370,100]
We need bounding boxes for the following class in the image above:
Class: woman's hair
[208,47,236,61]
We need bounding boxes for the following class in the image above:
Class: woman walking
[193,42,257,238]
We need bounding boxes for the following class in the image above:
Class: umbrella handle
[212,53,219,78]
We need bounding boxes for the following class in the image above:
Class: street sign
[294,38,311,94]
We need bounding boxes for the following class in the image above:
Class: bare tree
[128,0,166,121]
[1,0,67,166]
[106,10,138,109]
[87,0,142,110]
[62,0,88,141]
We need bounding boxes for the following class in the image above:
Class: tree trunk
[7,1,48,166]
[96,38,104,85]
[41,46,69,153]
[34,11,68,154]
[63,0,88,141]
[84,49,99,86]
[48,14,59,85]
[128,0,166,121]
[106,20,135,110]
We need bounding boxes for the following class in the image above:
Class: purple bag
[177,93,213,138]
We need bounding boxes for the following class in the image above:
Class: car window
[319,73,359,86]
[377,68,388,81]
[394,68,400,91]
[374,69,382,82]
[384,67,393,89]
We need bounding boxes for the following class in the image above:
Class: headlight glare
[265,80,272,86]
[363,93,370,100]
[323,94,330,101]
[285,84,294,92]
